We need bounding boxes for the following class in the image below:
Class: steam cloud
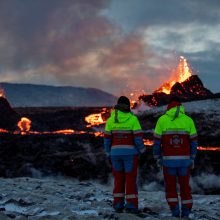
[0,0,176,95]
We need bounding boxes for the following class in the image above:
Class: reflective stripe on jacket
[104,110,145,156]
[153,105,198,167]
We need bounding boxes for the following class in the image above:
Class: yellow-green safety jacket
[153,105,198,167]
[104,110,146,156]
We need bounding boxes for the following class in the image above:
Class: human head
[167,96,181,110]
[115,96,130,112]
[117,96,130,107]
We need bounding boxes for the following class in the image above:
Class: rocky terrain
[0,97,220,219]
[0,177,220,220]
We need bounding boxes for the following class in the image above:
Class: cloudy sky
[0,0,219,95]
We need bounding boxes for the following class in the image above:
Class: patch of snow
[37,210,61,216]
[72,209,98,216]
[136,98,220,116]
[1,203,27,213]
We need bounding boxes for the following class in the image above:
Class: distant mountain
[0,83,117,107]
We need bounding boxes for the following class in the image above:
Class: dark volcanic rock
[0,97,20,130]
[171,75,213,98]
[139,75,214,106]
[0,133,111,183]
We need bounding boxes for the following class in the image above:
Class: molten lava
[197,146,220,151]
[17,117,31,134]
[85,108,107,127]
[156,56,193,94]
[0,128,9,133]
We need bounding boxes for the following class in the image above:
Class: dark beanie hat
[114,96,130,114]
[117,96,130,107]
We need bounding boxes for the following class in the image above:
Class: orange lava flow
[197,146,220,151]
[0,128,9,133]
[0,127,220,152]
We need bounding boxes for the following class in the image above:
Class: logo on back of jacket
[170,135,183,148]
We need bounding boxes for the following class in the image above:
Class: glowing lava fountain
[156,56,193,94]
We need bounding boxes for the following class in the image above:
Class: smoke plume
[0,0,176,95]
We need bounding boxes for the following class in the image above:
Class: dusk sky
[0,0,219,95]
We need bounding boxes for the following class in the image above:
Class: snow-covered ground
[0,177,219,220]
[134,98,220,115]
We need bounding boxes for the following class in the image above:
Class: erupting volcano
[155,56,193,94]
[139,56,214,106]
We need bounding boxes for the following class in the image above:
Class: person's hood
[166,105,185,120]
[110,109,133,123]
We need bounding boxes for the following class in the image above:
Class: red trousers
[111,155,138,208]
[163,166,193,210]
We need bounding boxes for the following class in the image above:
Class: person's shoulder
[130,113,140,121]
[157,113,167,122]
[106,115,113,124]
[183,113,194,122]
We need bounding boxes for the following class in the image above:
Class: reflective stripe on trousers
[126,194,138,199]
[163,166,193,210]
[167,198,178,202]
[112,155,138,208]
[111,145,135,149]
[182,199,193,205]
[163,156,190,160]
[113,193,125,198]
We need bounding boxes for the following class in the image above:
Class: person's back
[104,96,145,213]
[154,102,197,167]
[105,108,145,156]
[153,96,198,218]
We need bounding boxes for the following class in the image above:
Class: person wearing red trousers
[153,96,198,219]
[104,96,146,213]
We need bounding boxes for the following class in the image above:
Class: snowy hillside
[135,98,220,115]
[0,177,219,220]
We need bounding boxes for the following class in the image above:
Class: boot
[181,206,191,219]
[171,205,180,218]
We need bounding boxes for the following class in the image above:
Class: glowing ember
[85,109,107,127]
[0,88,6,98]
[130,93,136,108]
[156,56,193,94]
[143,139,154,146]
[0,128,9,133]
[17,117,31,134]
[93,131,103,137]
[129,90,145,108]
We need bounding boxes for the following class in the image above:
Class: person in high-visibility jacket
[104,96,146,213]
[153,96,198,218]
